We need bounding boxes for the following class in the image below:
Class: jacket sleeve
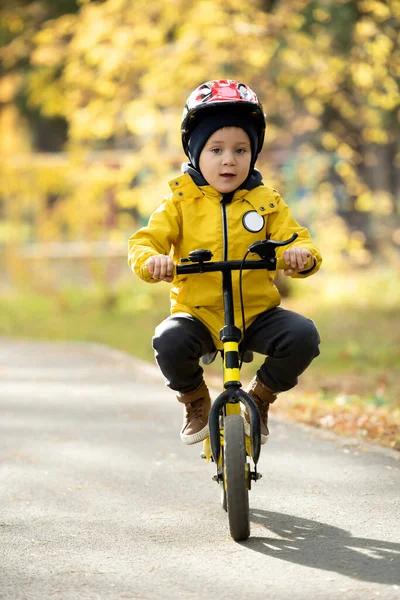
[128,196,181,283]
[267,194,322,278]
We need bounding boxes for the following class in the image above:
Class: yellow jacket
[128,173,322,349]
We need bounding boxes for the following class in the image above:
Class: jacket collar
[168,165,266,203]
[181,162,263,192]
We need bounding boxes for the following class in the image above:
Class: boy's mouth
[220,173,236,178]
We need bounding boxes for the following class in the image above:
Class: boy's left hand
[282,247,314,276]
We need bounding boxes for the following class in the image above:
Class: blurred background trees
[1,1,399,446]
[1,0,399,284]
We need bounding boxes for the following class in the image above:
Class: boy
[128,80,322,446]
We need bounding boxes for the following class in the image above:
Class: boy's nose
[222,151,236,165]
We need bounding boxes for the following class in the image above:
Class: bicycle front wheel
[224,414,250,541]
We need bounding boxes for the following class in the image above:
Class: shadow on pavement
[244,509,400,585]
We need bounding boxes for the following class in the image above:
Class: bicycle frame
[175,233,299,468]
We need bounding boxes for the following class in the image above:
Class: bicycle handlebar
[175,255,300,275]
[139,234,314,279]
[140,255,313,279]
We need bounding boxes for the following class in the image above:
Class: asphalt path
[0,339,399,600]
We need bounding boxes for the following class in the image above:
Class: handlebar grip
[276,256,314,271]
[140,264,176,280]
[276,257,289,270]
[141,265,152,279]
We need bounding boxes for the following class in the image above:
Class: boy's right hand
[145,255,174,282]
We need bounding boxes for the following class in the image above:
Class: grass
[1,267,399,450]
[0,281,169,362]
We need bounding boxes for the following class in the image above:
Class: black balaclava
[187,109,259,174]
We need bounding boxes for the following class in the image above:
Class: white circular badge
[242,211,265,233]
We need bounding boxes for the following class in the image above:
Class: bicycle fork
[207,338,262,467]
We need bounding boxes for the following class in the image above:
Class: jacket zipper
[221,192,233,260]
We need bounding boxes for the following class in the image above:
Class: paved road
[0,339,399,600]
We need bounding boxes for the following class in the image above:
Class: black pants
[152,308,320,395]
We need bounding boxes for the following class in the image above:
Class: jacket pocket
[175,272,223,309]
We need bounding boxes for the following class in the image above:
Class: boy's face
[199,127,252,193]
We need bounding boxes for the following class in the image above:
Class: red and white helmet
[181,79,266,156]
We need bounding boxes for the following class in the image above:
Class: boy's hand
[282,247,314,276]
[146,255,174,282]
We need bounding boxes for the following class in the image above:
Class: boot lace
[186,399,204,421]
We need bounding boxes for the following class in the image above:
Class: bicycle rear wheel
[224,414,250,541]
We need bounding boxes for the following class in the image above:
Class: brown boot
[244,376,278,444]
[177,381,211,445]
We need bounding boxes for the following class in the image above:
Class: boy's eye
[211,148,222,154]
[236,148,245,154]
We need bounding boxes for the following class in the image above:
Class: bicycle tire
[224,414,250,541]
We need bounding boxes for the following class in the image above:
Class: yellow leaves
[116,189,138,209]
[355,192,374,212]
[362,127,389,144]
[366,34,393,62]
[355,190,393,215]
[71,103,116,140]
[110,25,136,51]
[305,98,324,116]
[292,115,320,135]
[32,15,75,67]
[84,44,113,68]
[233,21,266,37]
[331,93,357,120]
[352,62,374,88]
[355,18,377,40]
[1,0,398,261]
[371,190,394,215]
[27,69,67,117]
[321,132,338,151]
[315,32,334,53]
[281,47,306,70]
[359,0,391,21]
[347,231,371,267]
[16,0,396,155]
[361,105,383,127]
[189,0,224,26]
[295,78,316,97]
[368,78,399,111]
[335,161,357,182]
[312,8,331,22]
[244,48,269,68]
[286,14,306,30]
[316,182,336,214]
[0,73,23,102]
[72,15,110,52]
[124,100,161,137]
[37,218,60,242]
[31,45,65,67]
[0,105,32,155]
[0,9,25,34]
[93,78,118,99]
[135,177,171,214]
[337,143,355,161]
[34,24,59,46]
[392,0,400,18]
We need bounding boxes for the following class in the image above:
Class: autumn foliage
[0,0,399,267]
[0,1,399,450]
